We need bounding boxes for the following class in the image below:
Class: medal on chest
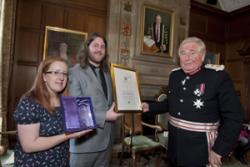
[193,83,205,109]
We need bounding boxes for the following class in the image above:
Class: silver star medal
[194,89,202,97]
[193,99,204,109]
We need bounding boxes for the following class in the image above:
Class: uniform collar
[184,64,205,77]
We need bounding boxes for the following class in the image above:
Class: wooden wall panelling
[66,8,106,35]
[14,66,37,104]
[68,0,108,11]
[226,6,250,41]
[224,41,243,102]
[87,14,106,35]
[8,0,43,124]
[190,0,226,42]
[206,16,225,42]
[17,29,41,63]
[8,65,38,130]
[204,40,226,63]
[189,11,207,36]
[225,61,243,83]
[9,0,42,103]
[64,2,107,33]
[19,0,42,29]
[43,3,64,28]
[225,41,243,61]
[225,7,250,121]
[65,8,87,32]
[189,1,226,63]
[46,0,108,12]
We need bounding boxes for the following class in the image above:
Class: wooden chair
[120,113,163,167]
[154,93,169,150]
[0,130,16,155]
[233,123,250,165]
[151,93,169,165]
[0,130,16,167]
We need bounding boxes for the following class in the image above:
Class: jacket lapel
[86,66,104,92]
[85,66,110,103]
[104,72,112,105]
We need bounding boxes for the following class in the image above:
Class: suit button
[183,87,186,90]
[178,112,181,115]
[180,99,184,103]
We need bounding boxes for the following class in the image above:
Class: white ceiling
[195,0,250,12]
[219,0,250,12]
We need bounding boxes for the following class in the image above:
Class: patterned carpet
[110,156,248,167]
[110,143,249,167]
[222,157,248,167]
[1,148,248,167]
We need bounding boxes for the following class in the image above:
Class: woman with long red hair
[13,56,91,167]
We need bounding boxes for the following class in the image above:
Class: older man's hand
[141,103,149,112]
[209,150,222,167]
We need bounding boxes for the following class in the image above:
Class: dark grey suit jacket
[68,64,113,153]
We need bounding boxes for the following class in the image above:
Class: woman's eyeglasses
[45,71,68,77]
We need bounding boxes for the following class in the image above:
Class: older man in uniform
[142,37,244,166]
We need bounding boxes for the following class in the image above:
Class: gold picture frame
[110,64,142,113]
[141,4,174,57]
[205,52,220,65]
[43,26,88,67]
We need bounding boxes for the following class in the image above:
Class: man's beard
[88,52,105,65]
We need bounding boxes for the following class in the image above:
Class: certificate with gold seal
[111,64,142,113]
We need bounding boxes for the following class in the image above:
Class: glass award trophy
[60,96,97,132]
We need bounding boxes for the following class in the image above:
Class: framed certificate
[60,96,97,132]
[111,64,142,113]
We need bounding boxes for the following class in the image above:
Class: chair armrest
[0,130,17,135]
[141,121,163,131]
[122,123,132,135]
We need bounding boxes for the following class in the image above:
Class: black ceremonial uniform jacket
[149,64,244,166]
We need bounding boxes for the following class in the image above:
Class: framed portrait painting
[43,26,88,67]
[141,4,174,57]
[205,52,220,65]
